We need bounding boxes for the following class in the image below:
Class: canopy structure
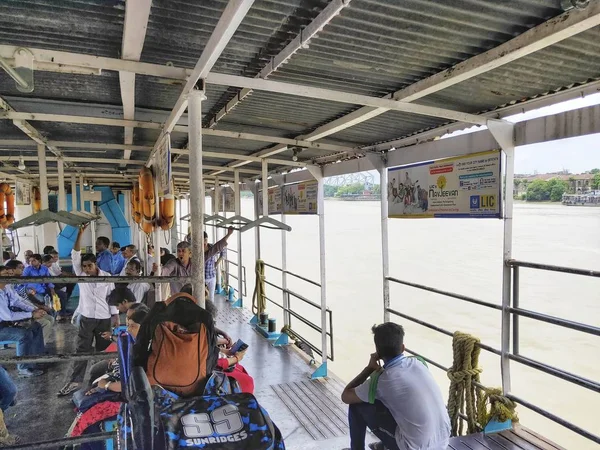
[9,209,100,230]
[0,0,598,191]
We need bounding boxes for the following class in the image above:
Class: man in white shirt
[341,323,450,450]
[123,259,150,304]
[119,245,140,276]
[58,223,118,397]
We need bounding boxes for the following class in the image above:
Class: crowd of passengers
[0,222,451,450]
[0,224,254,447]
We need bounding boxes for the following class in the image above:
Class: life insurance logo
[181,404,249,446]
[470,195,496,209]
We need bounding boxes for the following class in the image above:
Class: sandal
[57,382,80,397]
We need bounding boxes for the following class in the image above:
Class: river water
[228,199,599,449]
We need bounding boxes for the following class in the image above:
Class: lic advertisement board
[258,181,318,215]
[388,150,501,218]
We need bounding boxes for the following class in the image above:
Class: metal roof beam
[0,111,351,154]
[120,0,152,166]
[145,0,255,166]
[206,0,352,128]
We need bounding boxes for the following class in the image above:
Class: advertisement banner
[388,150,501,218]
[222,187,235,213]
[258,187,282,215]
[157,134,172,196]
[282,180,318,215]
[15,181,31,205]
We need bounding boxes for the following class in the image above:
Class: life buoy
[139,167,155,234]
[5,186,15,227]
[32,186,42,213]
[0,183,9,228]
[159,194,175,230]
[131,183,142,224]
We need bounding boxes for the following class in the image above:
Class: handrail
[509,306,600,336]
[386,307,502,356]
[0,275,188,284]
[264,295,334,361]
[507,394,600,444]
[508,353,600,393]
[7,432,116,449]
[263,262,321,287]
[264,280,331,313]
[507,259,600,278]
[0,350,117,365]
[387,277,502,310]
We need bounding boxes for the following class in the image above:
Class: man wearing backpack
[341,323,450,450]
[58,223,118,397]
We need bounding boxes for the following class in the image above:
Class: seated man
[123,259,151,303]
[42,254,69,319]
[107,285,137,314]
[23,253,57,309]
[48,250,75,315]
[0,279,46,377]
[341,323,450,450]
[0,366,17,411]
[1,264,54,351]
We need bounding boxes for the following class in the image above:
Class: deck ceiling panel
[0,0,123,57]
[264,0,563,98]
[0,121,26,140]
[216,90,358,138]
[0,72,121,106]
[33,122,123,145]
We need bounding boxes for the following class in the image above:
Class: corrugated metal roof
[0,0,123,58]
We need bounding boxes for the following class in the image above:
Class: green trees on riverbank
[524,179,569,201]
[325,183,380,197]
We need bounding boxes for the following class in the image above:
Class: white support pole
[488,120,515,396]
[70,174,77,211]
[188,88,206,308]
[79,174,85,211]
[261,160,268,218]
[281,209,289,327]
[214,178,220,243]
[380,164,390,322]
[253,183,261,260]
[317,174,328,366]
[37,144,48,210]
[57,158,66,211]
[234,169,243,306]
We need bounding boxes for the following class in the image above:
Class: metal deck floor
[2,296,565,450]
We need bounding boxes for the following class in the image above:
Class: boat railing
[385,260,600,445]
[262,261,334,362]
[224,258,247,298]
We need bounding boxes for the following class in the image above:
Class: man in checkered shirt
[204,231,227,303]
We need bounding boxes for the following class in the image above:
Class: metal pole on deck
[234,169,243,306]
[253,183,261,260]
[261,160,268,218]
[488,120,516,395]
[188,88,206,308]
[37,144,49,210]
[380,164,391,322]
[79,174,84,212]
[281,211,289,327]
[71,174,77,211]
[316,172,329,374]
[57,158,66,211]
[213,179,219,244]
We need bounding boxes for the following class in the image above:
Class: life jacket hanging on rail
[158,181,175,230]
[32,186,42,213]
[139,167,155,235]
[131,182,142,225]
[0,183,15,229]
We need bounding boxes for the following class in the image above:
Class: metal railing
[385,259,600,445]
[262,262,334,361]
[225,259,247,297]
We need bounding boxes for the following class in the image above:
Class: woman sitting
[217,346,254,394]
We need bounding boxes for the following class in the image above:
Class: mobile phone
[230,339,249,354]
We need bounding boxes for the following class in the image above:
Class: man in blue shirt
[22,254,56,306]
[95,236,113,274]
[0,281,46,377]
[110,241,125,275]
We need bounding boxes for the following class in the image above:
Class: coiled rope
[251,259,266,316]
[446,331,518,436]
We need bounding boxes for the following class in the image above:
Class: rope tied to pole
[252,259,266,316]
[446,331,518,436]
[447,331,483,436]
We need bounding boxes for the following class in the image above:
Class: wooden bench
[449,424,566,450]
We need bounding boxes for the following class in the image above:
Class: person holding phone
[217,340,254,394]
[341,323,450,450]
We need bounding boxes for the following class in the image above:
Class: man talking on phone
[341,323,450,450]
